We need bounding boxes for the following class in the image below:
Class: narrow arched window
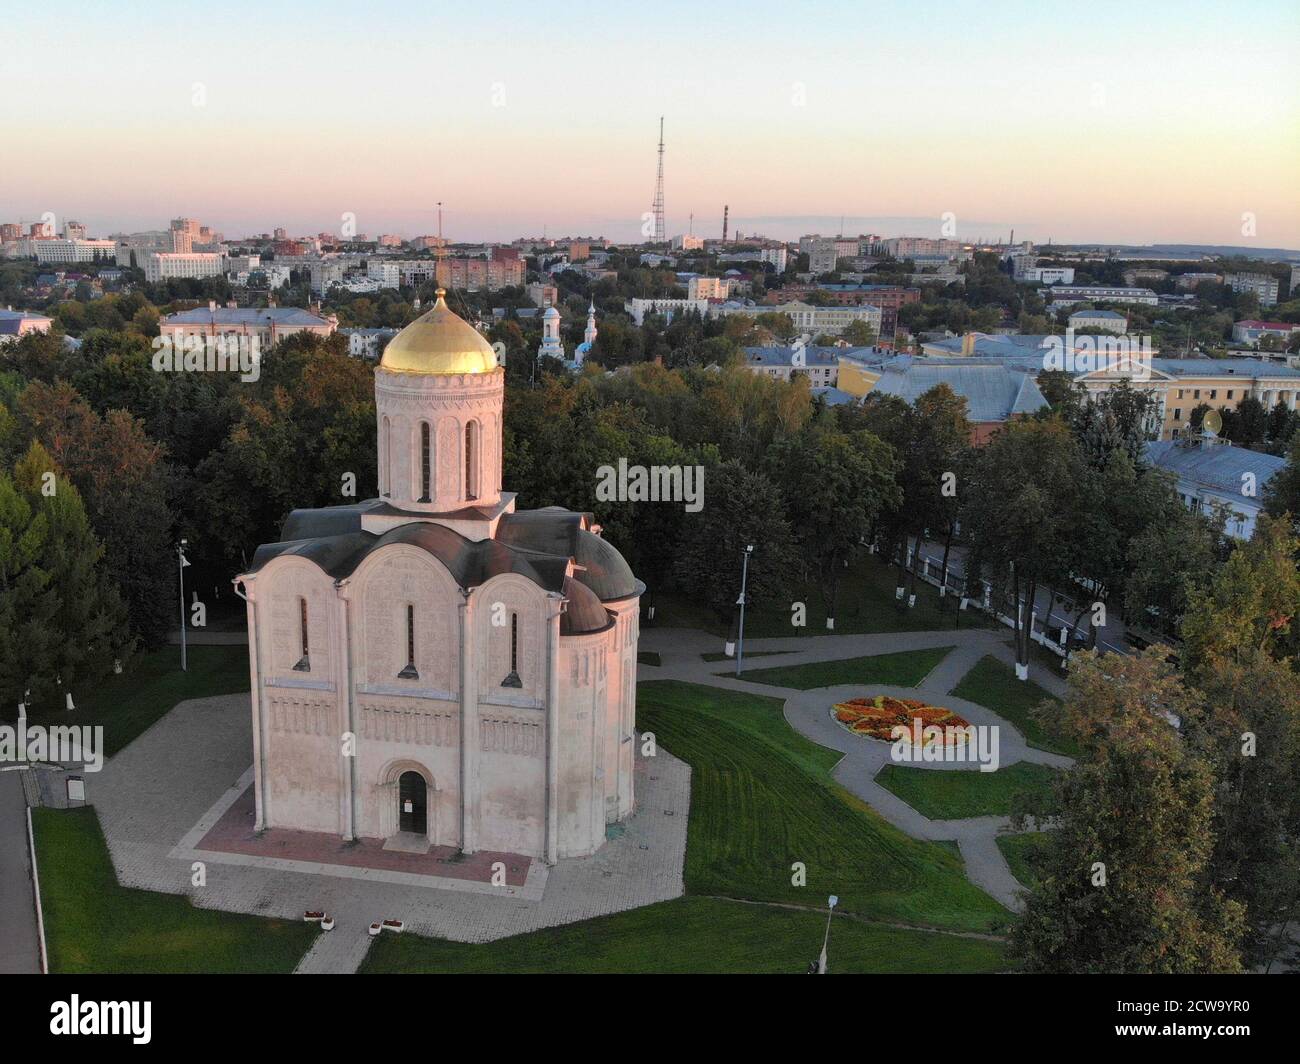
[501,611,522,688]
[465,421,477,499]
[293,597,310,671]
[399,603,419,679]
[419,422,431,502]
[381,416,391,495]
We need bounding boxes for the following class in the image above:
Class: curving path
[639,624,1073,912]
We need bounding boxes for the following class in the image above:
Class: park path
[0,770,43,973]
[639,624,1073,912]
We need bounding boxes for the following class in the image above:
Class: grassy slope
[32,807,316,974]
[874,762,1059,821]
[731,646,952,690]
[635,680,1008,932]
[361,896,1006,974]
[950,656,1077,758]
[997,831,1052,891]
[22,645,250,758]
[653,554,995,638]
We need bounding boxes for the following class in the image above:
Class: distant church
[236,290,641,862]
[537,299,597,371]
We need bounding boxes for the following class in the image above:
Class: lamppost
[177,539,191,672]
[735,544,754,679]
[818,894,838,974]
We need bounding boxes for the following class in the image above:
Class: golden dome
[379,289,499,375]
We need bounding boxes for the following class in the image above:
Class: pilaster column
[335,584,356,840]
[242,580,268,831]
[545,596,562,865]
[459,594,478,853]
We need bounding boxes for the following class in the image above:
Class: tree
[1264,431,1300,531]
[19,381,174,646]
[767,426,900,628]
[672,461,793,622]
[838,320,877,347]
[1010,649,1245,973]
[1180,514,1300,677]
[0,443,131,712]
[962,420,1085,677]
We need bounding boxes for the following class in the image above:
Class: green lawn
[729,646,952,690]
[950,656,1077,757]
[21,645,250,758]
[875,762,1060,821]
[360,896,1006,974]
[635,680,1008,932]
[636,651,662,666]
[700,650,790,663]
[653,554,995,638]
[997,831,1053,891]
[32,807,317,974]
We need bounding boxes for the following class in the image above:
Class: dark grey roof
[497,508,641,601]
[162,306,330,327]
[1144,440,1285,495]
[250,501,640,635]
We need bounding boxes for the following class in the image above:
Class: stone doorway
[398,771,427,835]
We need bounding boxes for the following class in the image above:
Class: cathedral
[235,291,641,863]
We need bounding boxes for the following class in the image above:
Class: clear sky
[3,0,1297,247]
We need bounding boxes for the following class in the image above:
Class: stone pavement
[86,692,689,973]
[0,769,42,974]
[639,625,1074,912]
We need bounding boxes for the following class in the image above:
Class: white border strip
[26,806,48,975]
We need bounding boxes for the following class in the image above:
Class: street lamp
[818,894,838,974]
[177,539,191,672]
[735,545,754,678]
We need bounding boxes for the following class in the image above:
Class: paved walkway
[0,769,42,973]
[639,624,1073,912]
[86,693,689,973]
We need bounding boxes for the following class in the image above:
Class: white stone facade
[238,301,641,864]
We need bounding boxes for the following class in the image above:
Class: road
[0,769,42,973]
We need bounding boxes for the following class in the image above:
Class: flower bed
[833,695,970,744]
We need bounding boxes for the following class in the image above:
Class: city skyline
[3,0,1297,246]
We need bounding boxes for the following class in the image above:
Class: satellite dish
[1202,408,1223,437]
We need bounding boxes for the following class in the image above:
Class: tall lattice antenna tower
[651,117,665,244]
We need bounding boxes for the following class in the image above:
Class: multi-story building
[687,276,745,301]
[877,237,964,259]
[526,282,558,308]
[114,231,173,266]
[767,283,919,337]
[33,238,117,263]
[1019,266,1075,285]
[1145,439,1286,540]
[1226,272,1279,308]
[672,234,705,251]
[1069,309,1128,333]
[742,345,840,386]
[625,297,710,326]
[435,249,525,292]
[724,300,882,338]
[159,303,337,348]
[1230,319,1300,345]
[339,326,400,359]
[0,308,54,342]
[1080,358,1300,440]
[1047,285,1158,307]
[836,351,1048,444]
[144,252,226,282]
[366,262,401,289]
[1176,272,1222,290]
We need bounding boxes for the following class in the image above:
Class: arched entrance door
[398,771,427,835]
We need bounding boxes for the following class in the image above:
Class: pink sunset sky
[2,0,1297,247]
